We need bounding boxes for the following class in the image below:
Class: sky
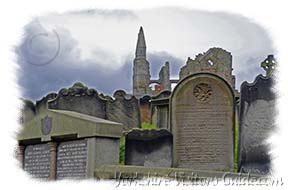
[16,7,274,100]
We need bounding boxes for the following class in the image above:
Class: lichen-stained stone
[239,74,275,175]
[170,73,234,171]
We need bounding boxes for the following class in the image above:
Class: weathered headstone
[170,73,234,171]
[239,74,275,174]
[106,90,141,129]
[48,82,107,118]
[47,83,141,129]
[125,129,172,167]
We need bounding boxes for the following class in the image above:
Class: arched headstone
[170,73,234,171]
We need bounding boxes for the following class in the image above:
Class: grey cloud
[16,20,184,101]
[16,8,274,100]
[16,19,267,100]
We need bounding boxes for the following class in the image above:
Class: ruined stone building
[132,27,237,98]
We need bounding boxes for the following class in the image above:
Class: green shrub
[119,135,125,165]
[141,122,156,129]
[234,117,239,172]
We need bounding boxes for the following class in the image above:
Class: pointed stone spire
[135,26,146,58]
[133,26,151,97]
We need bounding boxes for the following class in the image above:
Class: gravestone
[48,83,141,129]
[170,73,234,171]
[48,82,107,118]
[106,90,141,128]
[125,129,172,167]
[239,74,275,174]
[24,143,50,179]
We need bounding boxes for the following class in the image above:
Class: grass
[141,122,156,129]
[234,116,239,172]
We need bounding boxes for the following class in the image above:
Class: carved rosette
[193,83,212,103]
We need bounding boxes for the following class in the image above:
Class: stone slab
[56,139,88,179]
[24,143,50,179]
[94,165,265,180]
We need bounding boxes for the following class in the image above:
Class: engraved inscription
[193,83,212,103]
[24,144,50,179]
[56,139,87,179]
[175,105,231,169]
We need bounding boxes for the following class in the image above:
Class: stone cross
[261,55,276,77]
